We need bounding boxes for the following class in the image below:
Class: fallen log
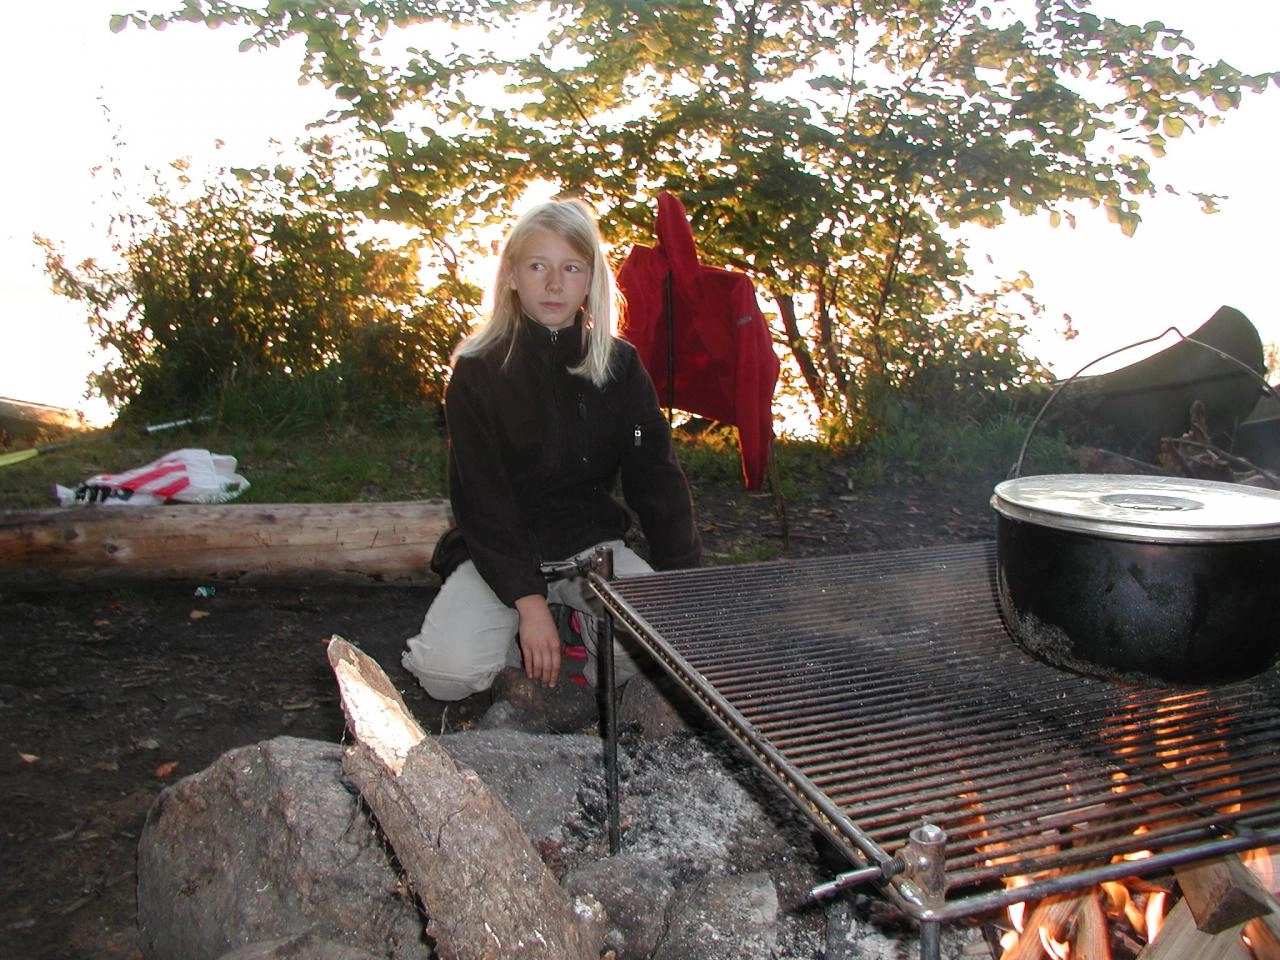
[326,637,605,960]
[0,500,450,589]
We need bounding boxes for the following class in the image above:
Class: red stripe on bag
[117,462,187,492]
[151,476,192,499]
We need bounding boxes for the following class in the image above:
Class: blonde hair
[455,198,618,387]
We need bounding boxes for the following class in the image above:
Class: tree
[122,0,1277,435]
[39,144,474,422]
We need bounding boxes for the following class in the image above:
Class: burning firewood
[326,637,606,960]
[1000,889,1098,960]
[1078,890,1116,960]
[1243,913,1280,960]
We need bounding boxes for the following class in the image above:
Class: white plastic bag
[55,449,250,506]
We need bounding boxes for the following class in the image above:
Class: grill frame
[589,541,1280,923]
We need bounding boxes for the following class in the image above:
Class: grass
[0,419,449,510]
[0,405,1071,512]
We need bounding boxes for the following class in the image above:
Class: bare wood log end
[1176,856,1279,935]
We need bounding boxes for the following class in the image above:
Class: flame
[1243,846,1277,893]
[999,876,1030,953]
[1038,927,1070,959]
[1145,890,1167,941]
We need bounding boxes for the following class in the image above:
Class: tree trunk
[775,291,828,413]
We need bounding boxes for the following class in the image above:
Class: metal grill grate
[591,541,1280,922]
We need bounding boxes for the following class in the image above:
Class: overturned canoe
[0,500,451,590]
[0,397,87,444]
[1050,305,1267,458]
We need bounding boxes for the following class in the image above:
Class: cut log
[1077,889,1115,960]
[326,637,604,960]
[0,500,450,589]
[1176,856,1279,934]
[1137,897,1252,960]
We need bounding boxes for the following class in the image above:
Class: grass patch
[852,411,1074,486]
[0,407,1074,512]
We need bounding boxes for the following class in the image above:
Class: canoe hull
[1054,306,1266,457]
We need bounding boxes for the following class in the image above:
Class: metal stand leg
[903,824,947,960]
[601,614,620,854]
[918,921,941,960]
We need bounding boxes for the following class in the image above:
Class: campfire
[985,688,1279,958]
[588,541,1280,960]
[992,845,1279,959]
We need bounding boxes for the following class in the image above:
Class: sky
[2,0,1277,426]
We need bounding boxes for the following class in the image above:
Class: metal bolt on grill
[587,541,1280,957]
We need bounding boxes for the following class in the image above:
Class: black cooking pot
[991,475,1280,685]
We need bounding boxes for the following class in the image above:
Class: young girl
[403,198,702,700]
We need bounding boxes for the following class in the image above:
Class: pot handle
[1012,326,1279,479]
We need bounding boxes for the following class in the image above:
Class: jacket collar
[521,313,584,360]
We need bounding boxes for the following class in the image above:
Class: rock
[137,737,428,960]
[487,664,599,733]
[215,933,386,960]
[562,853,676,959]
[654,871,779,960]
[616,667,703,739]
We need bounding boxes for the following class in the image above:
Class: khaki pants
[402,539,653,701]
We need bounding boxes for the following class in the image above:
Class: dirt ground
[0,472,1001,960]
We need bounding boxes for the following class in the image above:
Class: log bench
[0,500,451,589]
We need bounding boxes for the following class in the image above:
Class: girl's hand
[514,594,561,687]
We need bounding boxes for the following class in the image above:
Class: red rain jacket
[617,192,780,489]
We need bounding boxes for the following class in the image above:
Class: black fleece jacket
[444,317,702,606]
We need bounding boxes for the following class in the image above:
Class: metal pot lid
[991,474,1280,542]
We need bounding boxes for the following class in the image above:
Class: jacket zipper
[634,424,642,448]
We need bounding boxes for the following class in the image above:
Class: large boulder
[137,737,428,960]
